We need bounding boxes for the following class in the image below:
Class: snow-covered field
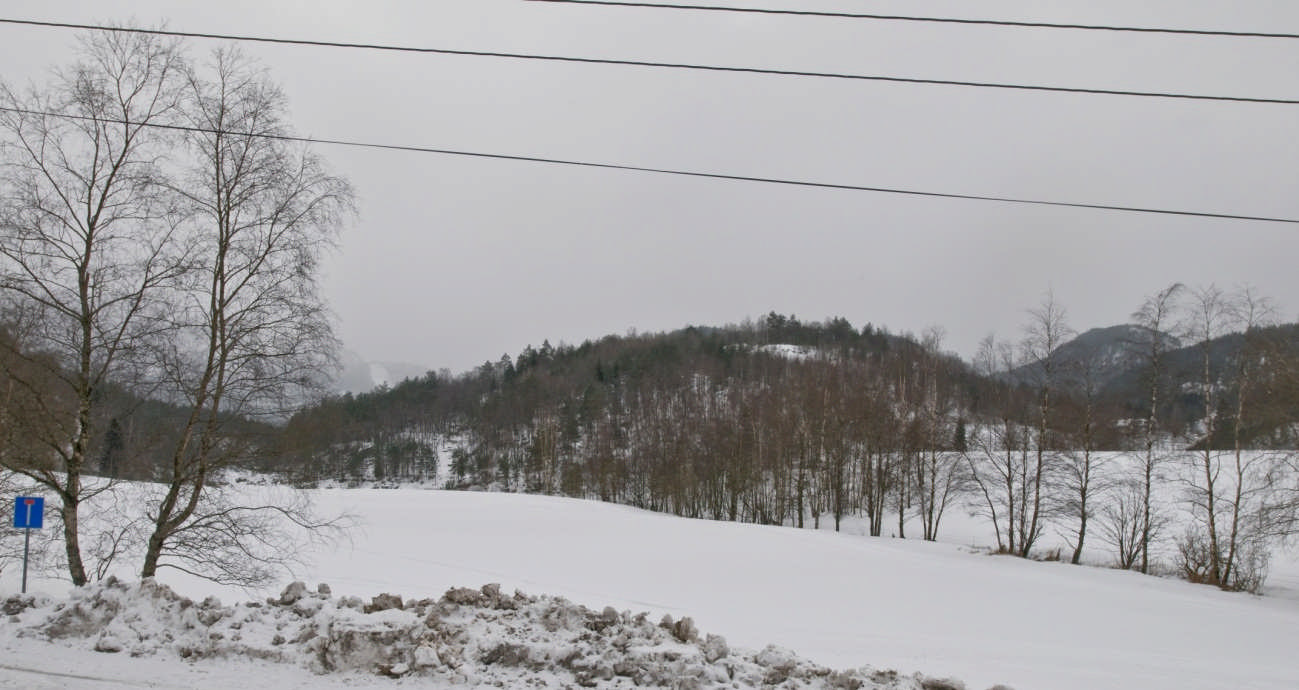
[3,488,1298,689]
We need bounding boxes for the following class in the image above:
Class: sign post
[12,496,44,594]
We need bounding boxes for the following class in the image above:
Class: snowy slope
[4,489,1298,689]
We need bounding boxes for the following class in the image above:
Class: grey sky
[3,0,1297,373]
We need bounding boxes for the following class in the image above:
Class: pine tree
[99,418,125,479]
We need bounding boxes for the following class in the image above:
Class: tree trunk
[60,489,87,586]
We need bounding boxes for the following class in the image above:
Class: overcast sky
[3,0,1297,374]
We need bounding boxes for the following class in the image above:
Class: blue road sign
[13,496,43,529]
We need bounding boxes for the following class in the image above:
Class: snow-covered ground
[0,578,944,690]
[3,488,1298,689]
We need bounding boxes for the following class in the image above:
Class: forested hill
[272,315,984,509]
[268,312,1299,531]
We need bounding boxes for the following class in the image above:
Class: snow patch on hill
[724,343,823,360]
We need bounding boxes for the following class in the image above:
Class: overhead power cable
[525,0,1299,41]
[0,18,1296,105]
[3,105,1295,225]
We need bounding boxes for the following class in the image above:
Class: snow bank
[3,579,981,690]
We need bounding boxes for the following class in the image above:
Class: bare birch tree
[965,334,1025,553]
[0,30,184,585]
[1056,344,1111,564]
[1182,286,1294,591]
[1178,283,1233,585]
[1018,290,1072,556]
[912,327,966,541]
[139,47,353,584]
[1129,282,1184,573]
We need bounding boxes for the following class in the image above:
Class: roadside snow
[1,578,956,689]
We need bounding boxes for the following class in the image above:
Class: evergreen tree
[99,418,125,479]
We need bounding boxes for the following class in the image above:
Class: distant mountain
[1063,324,1179,378]
[998,321,1299,445]
[334,349,430,395]
[1103,323,1299,436]
[1010,324,1180,392]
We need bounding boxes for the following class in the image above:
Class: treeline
[277,290,1299,592]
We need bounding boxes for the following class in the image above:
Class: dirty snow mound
[3,579,979,689]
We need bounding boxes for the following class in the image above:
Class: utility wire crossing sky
[525,0,1299,40]
[1,18,1296,105]
[1,1,1296,375]
[4,104,1297,226]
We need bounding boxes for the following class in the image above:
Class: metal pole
[21,527,30,594]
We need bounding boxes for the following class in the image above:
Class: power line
[3,105,1295,225]
[0,18,1296,105]
[525,0,1299,41]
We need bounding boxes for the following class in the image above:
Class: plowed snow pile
[2,578,975,689]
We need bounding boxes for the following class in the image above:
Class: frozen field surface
[3,488,1298,689]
